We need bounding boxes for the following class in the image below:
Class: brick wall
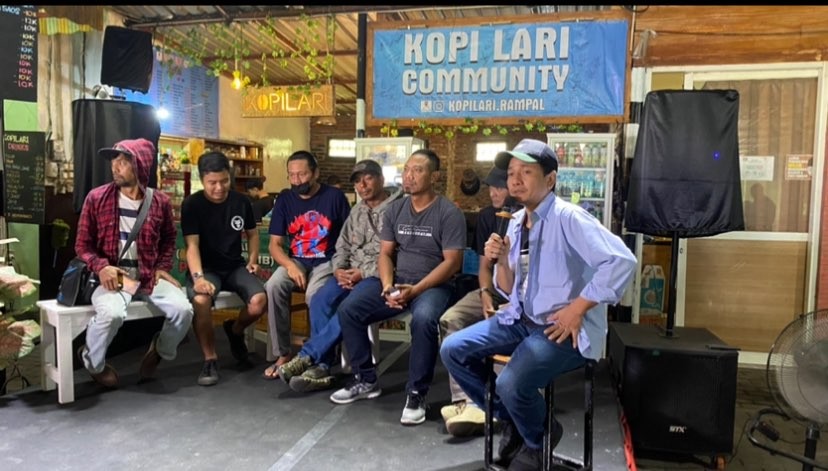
[311,118,609,212]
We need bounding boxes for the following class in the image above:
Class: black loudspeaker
[100,26,154,93]
[624,90,744,238]
[608,322,738,456]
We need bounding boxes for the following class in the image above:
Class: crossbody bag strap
[117,187,154,263]
[365,208,381,237]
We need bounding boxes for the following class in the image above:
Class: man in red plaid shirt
[75,138,193,389]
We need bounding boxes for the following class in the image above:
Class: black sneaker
[197,360,219,386]
[400,391,427,425]
[496,420,524,467]
[223,319,248,362]
[507,444,542,471]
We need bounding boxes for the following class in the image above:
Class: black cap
[483,167,508,188]
[350,159,383,183]
[495,139,558,174]
[98,140,135,160]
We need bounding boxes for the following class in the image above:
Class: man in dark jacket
[75,138,193,389]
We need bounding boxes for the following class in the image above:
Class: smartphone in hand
[120,275,140,295]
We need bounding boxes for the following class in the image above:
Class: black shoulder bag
[57,189,154,306]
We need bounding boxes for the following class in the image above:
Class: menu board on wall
[0,5,37,102]
[3,130,45,224]
[122,52,219,139]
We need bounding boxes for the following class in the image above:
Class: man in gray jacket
[277,159,404,392]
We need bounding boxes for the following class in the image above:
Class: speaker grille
[100,26,154,93]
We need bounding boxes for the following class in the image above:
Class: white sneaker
[329,378,382,404]
[400,392,427,425]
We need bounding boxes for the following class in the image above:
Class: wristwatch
[192,272,203,280]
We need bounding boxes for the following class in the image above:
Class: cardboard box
[462,248,480,275]
[640,264,665,316]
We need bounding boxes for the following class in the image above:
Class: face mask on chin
[291,182,312,195]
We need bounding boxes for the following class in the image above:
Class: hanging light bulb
[232,69,243,90]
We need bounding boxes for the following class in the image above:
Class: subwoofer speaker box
[608,322,738,456]
[100,26,154,93]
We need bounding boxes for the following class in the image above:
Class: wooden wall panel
[631,6,828,66]
[684,239,806,352]
[819,125,828,310]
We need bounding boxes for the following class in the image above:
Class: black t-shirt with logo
[181,190,256,272]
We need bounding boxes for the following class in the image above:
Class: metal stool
[484,354,595,471]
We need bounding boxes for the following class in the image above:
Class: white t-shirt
[118,192,142,280]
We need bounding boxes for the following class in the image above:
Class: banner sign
[370,19,628,121]
[242,84,334,118]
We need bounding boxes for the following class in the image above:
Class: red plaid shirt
[75,184,177,294]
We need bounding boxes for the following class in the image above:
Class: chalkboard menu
[3,130,44,223]
[0,5,37,102]
[123,52,219,139]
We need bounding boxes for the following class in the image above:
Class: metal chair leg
[545,382,555,470]
[583,360,594,471]
[549,360,596,471]
[484,356,496,469]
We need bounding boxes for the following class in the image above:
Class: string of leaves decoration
[156,14,336,95]
[380,119,584,139]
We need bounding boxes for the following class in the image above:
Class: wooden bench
[38,288,412,404]
[37,291,256,404]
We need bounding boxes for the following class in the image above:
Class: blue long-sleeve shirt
[494,192,637,360]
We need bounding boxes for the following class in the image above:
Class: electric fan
[749,309,828,470]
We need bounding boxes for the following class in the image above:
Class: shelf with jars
[200,137,265,193]
[158,135,265,214]
[158,135,193,222]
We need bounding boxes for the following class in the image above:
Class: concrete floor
[2,326,826,471]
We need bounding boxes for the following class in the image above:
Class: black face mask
[291,182,312,195]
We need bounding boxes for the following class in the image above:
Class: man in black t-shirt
[438,166,518,437]
[180,152,267,387]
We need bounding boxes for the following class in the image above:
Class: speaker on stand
[612,89,745,466]
[100,26,154,94]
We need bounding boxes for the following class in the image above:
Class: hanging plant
[159,13,336,92]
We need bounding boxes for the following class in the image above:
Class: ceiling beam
[202,49,357,62]
[125,6,422,29]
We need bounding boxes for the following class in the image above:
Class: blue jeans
[339,276,452,396]
[440,316,586,450]
[299,276,350,369]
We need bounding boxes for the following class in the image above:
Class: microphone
[495,205,514,237]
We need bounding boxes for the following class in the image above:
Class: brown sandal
[261,354,293,380]
[262,362,281,380]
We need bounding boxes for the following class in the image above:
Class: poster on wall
[122,51,219,139]
[785,154,812,181]
[0,5,37,103]
[2,130,45,224]
[368,13,628,124]
[739,155,774,181]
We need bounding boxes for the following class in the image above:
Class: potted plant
[0,268,40,392]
